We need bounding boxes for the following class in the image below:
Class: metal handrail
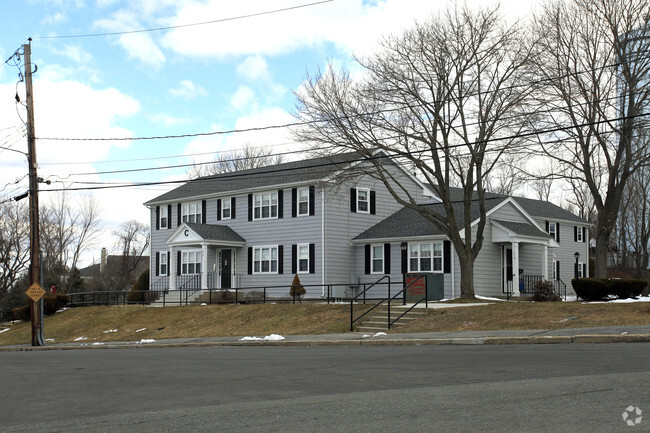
[387,275,427,329]
[350,276,391,331]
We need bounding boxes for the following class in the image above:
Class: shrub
[290,274,306,302]
[126,269,150,304]
[606,279,647,299]
[12,305,30,321]
[572,278,609,301]
[11,293,68,320]
[532,280,560,302]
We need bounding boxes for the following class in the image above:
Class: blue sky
[0,0,540,263]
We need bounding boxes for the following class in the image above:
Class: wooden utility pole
[24,39,45,347]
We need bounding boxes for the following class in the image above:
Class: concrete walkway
[2,324,650,351]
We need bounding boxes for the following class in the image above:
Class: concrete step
[355,305,426,331]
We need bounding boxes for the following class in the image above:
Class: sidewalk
[2,324,650,351]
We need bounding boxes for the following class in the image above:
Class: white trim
[253,191,279,220]
[321,188,325,295]
[351,234,448,245]
[166,223,246,248]
[407,241,443,273]
[297,243,310,274]
[159,205,169,229]
[370,244,384,274]
[252,245,279,274]
[221,197,232,220]
[491,220,560,248]
[181,201,202,224]
[297,187,310,217]
[159,251,168,276]
[355,187,370,214]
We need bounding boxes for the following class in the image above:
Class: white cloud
[42,12,67,25]
[169,80,207,100]
[148,112,195,127]
[230,85,255,111]
[236,55,269,82]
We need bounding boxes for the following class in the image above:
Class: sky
[0,0,542,266]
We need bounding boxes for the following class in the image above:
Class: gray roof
[186,223,246,243]
[491,219,553,239]
[145,152,362,205]
[353,196,508,240]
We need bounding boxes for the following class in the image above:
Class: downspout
[451,243,455,299]
[321,187,325,297]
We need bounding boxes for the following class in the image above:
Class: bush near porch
[572,278,647,301]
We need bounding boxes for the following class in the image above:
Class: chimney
[100,248,108,277]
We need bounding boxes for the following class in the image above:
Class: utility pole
[24,38,45,347]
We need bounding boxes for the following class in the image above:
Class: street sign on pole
[25,284,46,303]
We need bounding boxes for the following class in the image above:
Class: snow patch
[137,339,156,344]
[240,334,286,341]
[55,307,68,313]
[476,295,507,302]
[200,303,207,306]
[0,328,10,334]
[103,329,118,333]
[135,328,146,333]
[74,336,87,342]
[92,342,105,346]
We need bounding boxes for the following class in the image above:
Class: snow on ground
[0,328,10,334]
[92,342,105,346]
[103,329,118,333]
[239,334,286,341]
[362,332,387,338]
[74,336,87,341]
[55,308,68,314]
[135,328,146,332]
[136,339,156,344]
[588,295,650,304]
[476,295,508,302]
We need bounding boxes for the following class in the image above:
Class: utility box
[405,273,444,302]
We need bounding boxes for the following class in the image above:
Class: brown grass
[1,301,648,346]
[396,301,650,333]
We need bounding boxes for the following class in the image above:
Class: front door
[221,249,232,289]
[503,247,513,294]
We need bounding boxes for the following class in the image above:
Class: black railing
[350,276,392,331]
[388,275,428,329]
[150,273,243,292]
[506,275,569,300]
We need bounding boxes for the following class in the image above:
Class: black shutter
[364,244,371,274]
[370,191,376,215]
[582,227,586,243]
[202,200,207,224]
[231,197,236,219]
[291,244,297,274]
[545,220,549,232]
[278,245,284,274]
[574,226,577,242]
[155,206,160,230]
[556,223,560,242]
[401,244,408,273]
[248,247,253,274]
[155,252,160,276]
[176,251,181,276]
[177,203,181,226]
[350,188,357,213]
[167,205,172,229]
[556,261,560,281]
[384,243,391,274]
[444,240,451,273]
[309,186,315,216]
[217,199,222,221]
[278,190,284,218]
[583,263,587,278]
[291,188,297,218]
[248,194,253,221]
[309,243,315,274]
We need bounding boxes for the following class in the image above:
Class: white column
[542,245,548,280]
[201,243,208,290]
[511,242,520,297]
[169,246,176,290]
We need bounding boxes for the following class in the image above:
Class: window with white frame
[253,246,278,273]
[356,188,370,214]
[297,244,309,273]
[576,227,583,242]
[548,223,556,240]
[159,206,168,229]
[371,245,384,274]
[297,187,310,216]
[159,252,168,275]
[182,202,202,224]
[577,262,584,278]
[222,198,232,219]
[409,242,443,272]
[254,192,278,219]
[181,251,201,274]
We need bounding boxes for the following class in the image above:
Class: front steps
[150,290,206,307]
[355,305,426,333]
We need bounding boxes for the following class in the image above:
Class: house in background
[144,152,589,300]
[80,247,150,290]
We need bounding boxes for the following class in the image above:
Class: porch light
[574,252,580,260]
[401,242,408,252]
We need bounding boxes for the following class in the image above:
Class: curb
[1,334,649,351]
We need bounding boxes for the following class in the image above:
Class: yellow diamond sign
[25,284,46,303]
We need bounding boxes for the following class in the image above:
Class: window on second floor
[222,198,232,219]
[298,187,310,216]
[182,202,202,224]
[357,188,370,213]
[159,206,168,229]
[254,192,278,220]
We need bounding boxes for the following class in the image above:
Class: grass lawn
[0,300,648,346]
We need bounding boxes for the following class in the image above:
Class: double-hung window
[222,198,232,219]
[253,246,278,273]
[297,187,309,216]
[297,244,309,273]
[577,262,584,278]
[159,206,168,229]
[181,251,201,274]
[409,243,443,272]
[371,245,384,273]
[356,188,370,214]
[159,252,168,275]
[254,192,278,219]
[182,202,201,224]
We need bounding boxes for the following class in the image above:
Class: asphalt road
[1,344,648,432]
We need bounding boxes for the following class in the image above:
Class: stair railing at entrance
[387,275,428,329]
[350,276,391,331]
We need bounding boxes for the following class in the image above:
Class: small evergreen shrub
[290,274,306,302]
[126,269,150,304]
[572,278,609,301]
[532,280,560,302]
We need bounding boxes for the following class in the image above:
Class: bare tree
[109,220,150,290]
[0,201,30,296]
[294,6,535,298]
[187,144,285,179]
[484,153,526,196]
[617,167,650,275]
[531,0,650,277]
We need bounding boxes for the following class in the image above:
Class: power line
[32,0,333,40]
